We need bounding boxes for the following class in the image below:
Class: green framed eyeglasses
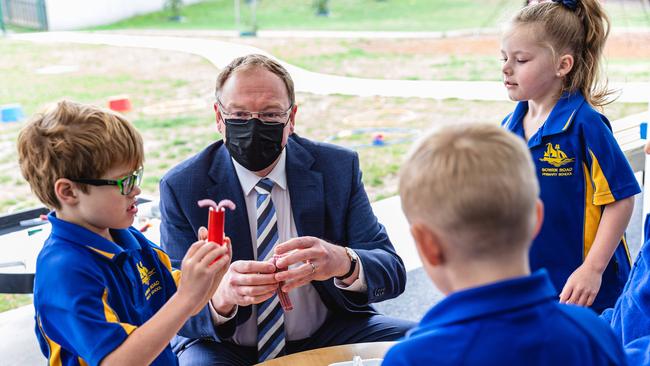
[71,167,143,196]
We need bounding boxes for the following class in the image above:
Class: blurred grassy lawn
[95,0,649,31]
[96,0,521,31]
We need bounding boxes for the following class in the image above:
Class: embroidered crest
[137,262,155,286]
[540,143,575,167]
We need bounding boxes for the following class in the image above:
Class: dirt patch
[242,32,650,59]
[606,33,650,59]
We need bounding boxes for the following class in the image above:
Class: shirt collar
[48,211,141,262]
[232,148,288,196]
[411,270,557,335]
[504,92,586,147]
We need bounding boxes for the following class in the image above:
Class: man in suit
[160,54,414,365]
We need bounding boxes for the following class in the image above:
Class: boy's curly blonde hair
[17,100,144,209]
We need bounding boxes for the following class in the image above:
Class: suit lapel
[286,138,325,239]
[206,146,254,263]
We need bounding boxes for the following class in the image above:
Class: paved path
[10,31,650,103]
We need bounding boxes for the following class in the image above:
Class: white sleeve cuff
[209,300,238,325]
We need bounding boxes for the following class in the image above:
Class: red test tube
[208,207,225,245]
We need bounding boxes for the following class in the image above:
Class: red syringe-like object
[208,207,225,244]
[271,254,293,311]
[197,199,236,246]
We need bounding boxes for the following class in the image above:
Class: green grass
[95,0,522,32]
[606,2,650,28]
[93,0,649,32]
[0,294,32,313]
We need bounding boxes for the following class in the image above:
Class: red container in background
[108,96,132,112]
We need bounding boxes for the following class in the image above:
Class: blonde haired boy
[382,124,626,365]
[18,100,230,366]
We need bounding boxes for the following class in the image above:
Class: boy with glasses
[17,100,231,366]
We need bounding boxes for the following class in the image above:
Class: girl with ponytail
[501,0,640,313]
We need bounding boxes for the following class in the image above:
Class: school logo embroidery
[137,262,156,286]
[540,143,575,167]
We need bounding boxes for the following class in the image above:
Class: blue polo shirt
[602,214,650,365]
[382,270,627,365]
[34,213,181,366]
[502,92,640,311]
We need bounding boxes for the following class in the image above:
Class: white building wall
[45,0,203,31]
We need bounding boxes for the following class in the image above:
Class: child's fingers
[560,285,571,302]
[199,245,229,267]
[585,293,596,307]
[184,240,205,259]
[209,251,231,270]
[224,237,232,256]
[575,291,590,306]
[197,226,208,241]
[188,240,217,263]
[567,288,584,305]
[559,285,572,303]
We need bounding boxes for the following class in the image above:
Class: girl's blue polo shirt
[34,213,181,366]
[502,92,641,311]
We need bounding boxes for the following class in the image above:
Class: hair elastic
[551,0,578,11]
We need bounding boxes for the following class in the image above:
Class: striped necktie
[255,178,286,361]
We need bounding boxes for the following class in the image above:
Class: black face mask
[224,118,286,172]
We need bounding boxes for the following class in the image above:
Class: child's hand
[177,236,231,316]
[559,264,603,307]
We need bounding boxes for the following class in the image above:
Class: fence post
[0,1,6,35]
[37,0,48,31]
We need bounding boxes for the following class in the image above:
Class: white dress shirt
[209,149,367,346]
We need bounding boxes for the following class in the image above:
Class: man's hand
[559,264,603,307]
[211,260,279,316]
[176,236,231,316]
[273,236,353,292]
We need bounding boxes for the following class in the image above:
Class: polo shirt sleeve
[151,246,182,286]
[35,253,137,366]
[581,116,641,206]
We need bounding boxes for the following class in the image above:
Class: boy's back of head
[17,100,143,210]
[399,123,539,262]
[390,123,628,366]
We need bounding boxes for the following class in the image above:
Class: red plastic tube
[198,199,236,246]
[207,207,225,245]
[271,255,293,311]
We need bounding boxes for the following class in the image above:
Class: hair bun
[551,0,578,10]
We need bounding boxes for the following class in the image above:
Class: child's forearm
[100,293,194,366]
[584,196,635,273]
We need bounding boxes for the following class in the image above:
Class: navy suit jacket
[159,134,406,341]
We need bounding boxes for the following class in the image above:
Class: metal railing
[0,0,47,31]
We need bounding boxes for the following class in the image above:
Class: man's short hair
[17,100,144,209]
[215,54,295,106]
[399,124,539,258]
